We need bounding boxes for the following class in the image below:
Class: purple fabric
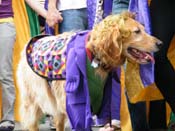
[65,31,93,130]
[87,0,97,29]
[0,0,13,18]
[87,0,113,29]
[129,0,154,87]
[111,69,121,120]
[44,0,55,35]
[103,0,113,18]
[65,31,121,130]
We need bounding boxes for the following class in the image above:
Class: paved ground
[14,120,168,131]
[14,121,100,131]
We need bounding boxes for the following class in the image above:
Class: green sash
[25,2,40,36]
[86,58,107,114]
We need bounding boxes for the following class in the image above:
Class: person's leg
[128,101,149,131]
[149,100,167,129]
[59,8,88,33]
[112,0,129,14]
[168,1,175,129]
[150,0,175,113]
[0,22,16,131]
[0,22,16,121]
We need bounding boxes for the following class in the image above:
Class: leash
[109,72,112,128]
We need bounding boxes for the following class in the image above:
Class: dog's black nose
[156,40,163,49]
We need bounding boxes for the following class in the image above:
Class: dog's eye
[134,29,141,34]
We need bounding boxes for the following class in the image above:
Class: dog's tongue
[128,47,155,63]
[142,52,155,63]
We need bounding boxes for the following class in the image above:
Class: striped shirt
[0,0,13,19]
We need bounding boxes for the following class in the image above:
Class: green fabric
[168,112,175,131]
[86,58,107,114]
[25,2,40,37]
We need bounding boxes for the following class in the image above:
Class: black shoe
[0,120,15,131]
[168,122,175,131]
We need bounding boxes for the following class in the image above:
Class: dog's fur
[17,12,161,131]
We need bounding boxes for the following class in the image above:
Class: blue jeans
[112,0,129,14]
[59,8,88,33]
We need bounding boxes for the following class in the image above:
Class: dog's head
[87,12,162,72]
[119,12,162,64]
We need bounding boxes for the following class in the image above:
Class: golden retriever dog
[16,12,162,131]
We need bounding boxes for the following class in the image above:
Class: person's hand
[46,6,63,27]
[99,125,114,131]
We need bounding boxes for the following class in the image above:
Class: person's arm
[25,0,47,18]
[46,0,63,27]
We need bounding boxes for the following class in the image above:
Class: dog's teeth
[133,49,140,55]
[145,55,148,59]
[145,55,150,60]
[133,49,137,52]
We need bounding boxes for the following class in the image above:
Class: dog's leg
[29,123,39,131]
[20,100,42,131]
[17,51,66,131]
[17,57,45,131]
[51,81,67,131]
[54,113,66,131]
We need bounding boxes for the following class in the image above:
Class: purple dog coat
[26,34,76,80]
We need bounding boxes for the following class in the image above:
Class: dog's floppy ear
[111,26,123,57]
[88,15,124,61]
[99,23,124,67]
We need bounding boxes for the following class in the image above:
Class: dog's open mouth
[127,47,155,64]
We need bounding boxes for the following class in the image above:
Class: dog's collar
[86,47,113,70]
[86,32,100,68]
[86,46,100,68]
